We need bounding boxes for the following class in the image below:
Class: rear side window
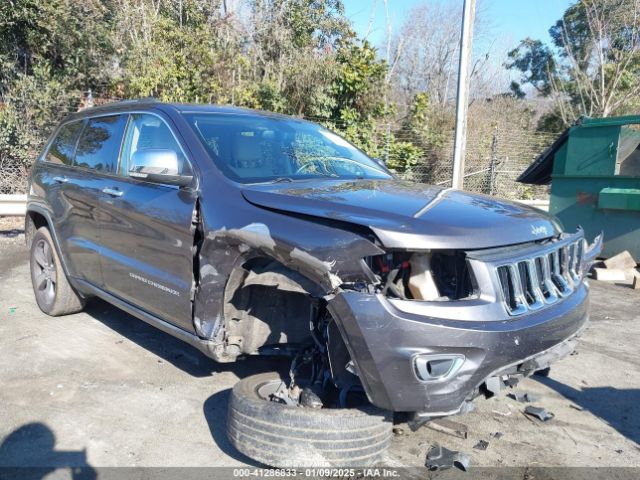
[74,115,128,173]
[46,121,83,165]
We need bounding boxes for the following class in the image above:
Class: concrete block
[593,268,626,282]
[603,251,637,270]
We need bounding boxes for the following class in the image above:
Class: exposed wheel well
[222,256,325,357]
[221,255,361,402]
[25,210,49,247]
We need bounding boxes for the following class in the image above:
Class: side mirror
[129,149,193,187]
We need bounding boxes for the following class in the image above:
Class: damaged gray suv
[27,100,601,467]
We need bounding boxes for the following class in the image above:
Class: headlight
[366,251,477,301]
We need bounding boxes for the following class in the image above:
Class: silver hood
[242,179,562,249]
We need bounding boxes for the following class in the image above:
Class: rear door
[59,114,129,287]
[37,118,112,286]
[37,120,89,274]
[96,113,197,331]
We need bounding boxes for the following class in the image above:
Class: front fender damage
[191,216,384,362]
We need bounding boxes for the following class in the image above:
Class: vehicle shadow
[203,390,265,467]
[84,298,217,377]
[0,422,96,479]
[0,228,24,238]
[534,375,640,444]
[84,297,289,379]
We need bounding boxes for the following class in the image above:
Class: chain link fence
[0,159,30,196]
[305,118,555,200]
[0,97,556,201]
[408,128,555,200]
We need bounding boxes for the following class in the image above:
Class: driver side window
[120,114,191,177]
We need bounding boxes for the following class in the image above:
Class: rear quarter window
[45,121,84,165]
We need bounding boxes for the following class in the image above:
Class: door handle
[102,187,124,197]
[52,176,69,183]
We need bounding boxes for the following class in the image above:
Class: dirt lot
[1,218,639,471]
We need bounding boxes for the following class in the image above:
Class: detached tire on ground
[227,372,393,467]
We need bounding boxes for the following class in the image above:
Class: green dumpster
[518,115,640,259]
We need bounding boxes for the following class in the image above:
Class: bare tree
[387,0,504,112]
[389,2,461,108]
[509,0,640,127]
[553,0,640,120]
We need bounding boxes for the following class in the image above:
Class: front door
[96,113,197,332]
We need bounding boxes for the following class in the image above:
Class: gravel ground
[0,224,639,471]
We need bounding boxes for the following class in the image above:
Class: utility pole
[451,0,476,190]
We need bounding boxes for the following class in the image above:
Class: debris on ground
[593,268,626,282]
[473,440,489,451]
[425,418,468,439]
[492,405,512,417]
[490,432,503,439]
[392,427,405,436]
[426,443,470,472]
[594,251,639,285]
[503,377,520,387]
[524,406,555,421]
[508,392,538,403]
[603,251,637,270]
[569,404,584,411]
[486,375,522,395]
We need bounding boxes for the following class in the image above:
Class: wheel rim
[33,239,57,305]
[256,380,286,401]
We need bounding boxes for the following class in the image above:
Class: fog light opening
[413,354,465,382]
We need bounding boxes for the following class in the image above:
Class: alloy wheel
[33,239,57,305]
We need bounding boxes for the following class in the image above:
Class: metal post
[489,127,498,195]
[451,0,476,190]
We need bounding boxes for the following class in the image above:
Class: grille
[496,239,584,315]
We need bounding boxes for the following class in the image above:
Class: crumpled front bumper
[327,283,589,414]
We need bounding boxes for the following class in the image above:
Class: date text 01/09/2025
[232,468,401,477]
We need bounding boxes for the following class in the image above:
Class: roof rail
[110,97,159,105]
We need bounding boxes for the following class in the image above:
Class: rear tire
[30,226,85,316]
[227,372,392,467]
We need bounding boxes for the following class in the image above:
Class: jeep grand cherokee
[26,100,601,467]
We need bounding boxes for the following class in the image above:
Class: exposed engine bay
[365,251,477,301]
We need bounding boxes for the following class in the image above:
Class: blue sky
[343,0,574,50]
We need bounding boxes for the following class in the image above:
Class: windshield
[183,113,392,183]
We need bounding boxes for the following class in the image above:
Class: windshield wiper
[269,177,294,183]
[246,177,295,185]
